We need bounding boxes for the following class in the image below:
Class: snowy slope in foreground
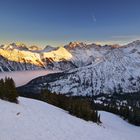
[0,98,140,140]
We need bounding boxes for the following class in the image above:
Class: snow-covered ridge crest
[0,47,44,67]
[18,40,140,95]
[42,47,72,62]
[0,40,140,72]
[0,42,45,53]
[65,42,87,49]
[0,42,74,71]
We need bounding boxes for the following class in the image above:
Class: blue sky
[0,0,140,47]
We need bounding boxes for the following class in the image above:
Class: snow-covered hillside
[42,47,72,62]
[0,97,139,140]
[19,40,140,95]
[0,44,44,67]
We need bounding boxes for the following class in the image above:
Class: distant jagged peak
[12,42,26,47]
[29,45,41,51]
[132,40,140,44]
[1,42,42,52]
[123,40,140,48]
[0,44,5,48]
[103,44,121,49]
[64,41,121,50]
[65,41,87,49]
[69,41,86,46]
[127,40,140,46]
[11,42,28,49]
[42,46,72,61]
[111,44,120,48]
[2,42,29,51]
[43,45,56,52]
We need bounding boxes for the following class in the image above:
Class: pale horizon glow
[0,38,139,48]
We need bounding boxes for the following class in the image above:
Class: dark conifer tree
[0,79,5,99]
[0,77,19,103]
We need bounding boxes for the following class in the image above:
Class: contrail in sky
[92,13,97,22]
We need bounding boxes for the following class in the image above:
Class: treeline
[0,77,19,103]
[94,93,140,126]
[40,89,101,123]
[96,104,140,126]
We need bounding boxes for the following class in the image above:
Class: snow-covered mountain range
[0,40,140,72]
[0,42,76,71]
[16,40,140,95]
[1,40,140,95]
